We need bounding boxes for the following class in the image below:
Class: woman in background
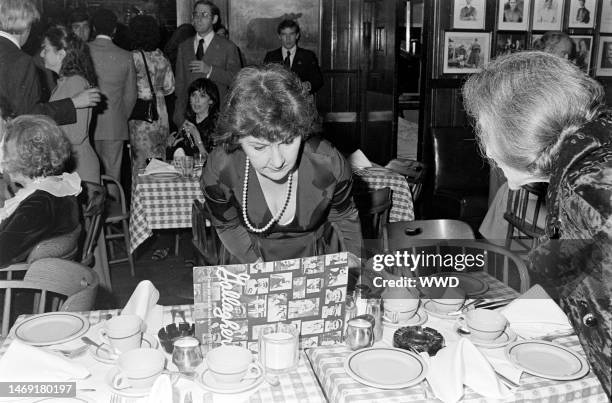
[0,115,81,267]
[43,25,100,183]
[463,51,611,397]
[128,15,175,172]
[168,78,219,158]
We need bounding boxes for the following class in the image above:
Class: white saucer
[197,363,264,394]
[89,333,158,364]
[422,300,462,320]
[454,324,518,348]
[105,367,154,398]
[382,308,428,329]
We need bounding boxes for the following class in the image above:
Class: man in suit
[173,0,241,127]
[89,8,137,183]
[576,0,590,24]
[264,20,323,94]
[0,0,100,125]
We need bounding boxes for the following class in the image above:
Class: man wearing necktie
[173,0,241,127]
[264,20,323,94]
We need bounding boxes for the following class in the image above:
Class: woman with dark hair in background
[168,78,219,158]
[43,25,100,183]
[128,15,175,172]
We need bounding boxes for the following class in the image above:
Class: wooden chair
[101,175,135,276]
[385,158,427,206]
[353,187,392,255]
[0,258,99,337]
[80,181,106,267]
[393,239,530,293]
[191,200,228,265]
[504,183,547,255]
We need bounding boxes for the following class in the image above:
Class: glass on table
[172,336,203,375]
[182,156,194,178]
[258,322,299,375]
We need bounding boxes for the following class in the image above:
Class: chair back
[26,224,81,263]
[353,187,392,239]
[192,200,228,265]
[504,182,547,254]
[1,258,99,337]
[391,239,529,293]
[80,181,107,266]
[101,174,128,221]
[385,158,427,205]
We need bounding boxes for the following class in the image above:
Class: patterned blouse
[529,114,612,397]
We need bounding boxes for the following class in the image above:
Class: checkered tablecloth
[353,167,415,222]
[305,272,608,403]
[129,174,204,253]
[0,305,327,403]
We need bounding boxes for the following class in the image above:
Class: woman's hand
[181,121,207,155]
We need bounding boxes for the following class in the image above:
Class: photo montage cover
[193,252,349,353]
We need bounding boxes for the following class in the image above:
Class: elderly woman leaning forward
[0,115,81,267]
[463,51,611,397]
[201,64,362,264]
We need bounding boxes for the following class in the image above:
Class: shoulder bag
[129,50,159,123]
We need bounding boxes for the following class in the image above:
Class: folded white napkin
[147,374,174,403]
[143,158,178,175]
[501,284,573,339]
[424,338,511,403]
[0,339,89,382]
[482,347,522,386]
[122,280,163,334]
[347,149,373,169]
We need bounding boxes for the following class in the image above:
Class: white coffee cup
[99,314,143,353]
[113,348,165,390]
[460,308,508,341]
[383,298,420,323]
[206,345,261,384]
[427,287,466,313]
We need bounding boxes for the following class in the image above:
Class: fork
[47,344,89,358]
[110,393,121,403]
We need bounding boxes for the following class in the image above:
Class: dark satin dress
[201,137,362,263]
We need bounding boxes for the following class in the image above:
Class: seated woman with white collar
[0,115,81,267]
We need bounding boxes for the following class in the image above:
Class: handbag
[129,50,159,123]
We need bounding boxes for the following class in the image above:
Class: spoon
[81,336,119,357]
[264,374,280,387]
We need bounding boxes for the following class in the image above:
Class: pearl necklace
[242,157,293,233]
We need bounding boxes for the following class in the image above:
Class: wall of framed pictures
[438,0,612,79]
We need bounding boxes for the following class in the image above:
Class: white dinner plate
[382,308,428,329]
[428,272,489,297]
[344,347,428,389]
[148,172,180,180]
[14,312,89,346]
[197,362,264,394]
[505,340,590,380]
[455,323,517,348]
[89,333,158,365]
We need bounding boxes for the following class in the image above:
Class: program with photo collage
[192,252,349,353]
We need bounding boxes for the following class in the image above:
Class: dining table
[129,173,203,253]
[1,269,608,403]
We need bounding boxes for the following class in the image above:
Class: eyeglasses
[192,11,212,20]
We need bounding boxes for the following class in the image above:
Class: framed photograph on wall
[600,1,612,33]
[571,35,593,74]
[596,37,612,76]
[498,0,531,30]
[453,0,486,29]
[568,0,596,28]
[532,0,564,31]
[496,33,527,56]
[443,31,491,74]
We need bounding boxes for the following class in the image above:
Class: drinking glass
[182,156,194,178]
[172,337,203,375]
[258,322,299,375]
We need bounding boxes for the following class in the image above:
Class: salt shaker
[353,284,370,316]
[366,297,383,342]
[344,294,357,334]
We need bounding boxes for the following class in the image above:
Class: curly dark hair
[129,15,160,51]
[2,115,72,178]
[185,78,220,124]
[277,19,300,35]
[44,25,97,86]
[215,64,320,152]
